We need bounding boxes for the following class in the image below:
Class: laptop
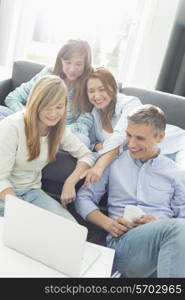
[3,195,101,277]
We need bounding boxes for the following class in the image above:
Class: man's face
[126,122,165,162]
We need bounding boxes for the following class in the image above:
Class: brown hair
[24,75,67,162]
[52,39,92,113]
[83,67,118,125]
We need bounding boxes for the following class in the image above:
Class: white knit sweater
[0,111,95,192]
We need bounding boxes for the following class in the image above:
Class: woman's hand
[60,181,76,207]
[94,143,103,152]
[0,188,16,200]
[80,166,103,188]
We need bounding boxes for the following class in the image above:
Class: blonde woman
[0,75,95,217]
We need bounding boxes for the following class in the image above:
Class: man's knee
[170,218,185,234]
[158,218,185,241]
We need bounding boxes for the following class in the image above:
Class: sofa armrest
[0,78,12,105]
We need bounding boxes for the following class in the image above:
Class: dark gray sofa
[0,60,185,243]
[122,86,185,130]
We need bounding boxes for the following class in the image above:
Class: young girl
[0,75,95,217]
[81,67,185,185]
[1,39,93,146]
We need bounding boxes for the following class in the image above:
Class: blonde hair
[52,39,92,113]
[24,75,67,162]
[84,67,118,125]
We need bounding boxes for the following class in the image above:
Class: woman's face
[87,78,112,111]
[39,101,66,131]
[61,53,85,81]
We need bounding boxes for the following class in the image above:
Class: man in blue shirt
[75,104,185,278]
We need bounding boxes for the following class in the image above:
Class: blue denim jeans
[108,218,185,278]
[0,188,76,222]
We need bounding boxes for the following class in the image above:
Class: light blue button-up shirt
[75,150,185,222]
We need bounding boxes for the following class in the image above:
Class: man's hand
[132,214,156,226]
[107,215,156,237]
[107,217,132,237]
[60,182,76,207]
[80,166,103,189]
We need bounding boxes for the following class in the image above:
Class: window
[1,0,177,88]
[24,0,142,79]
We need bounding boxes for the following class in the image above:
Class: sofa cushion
[12,60,45,90]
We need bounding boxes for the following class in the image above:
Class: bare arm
[61,161,90,206]
[81,147,119,188]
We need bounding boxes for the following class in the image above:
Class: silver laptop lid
[3,195,88,277]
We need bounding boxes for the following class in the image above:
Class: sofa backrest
[12,60,45,90]
[122,87,185,129]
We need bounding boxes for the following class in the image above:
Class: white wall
[119,0,180,90]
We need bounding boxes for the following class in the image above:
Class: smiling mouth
[69,73,76,77]
[46,117,58,122]
[94,100,104,105]
[129,149,142,154]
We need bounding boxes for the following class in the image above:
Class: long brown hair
[52,39,92,113]
[24,75,67,162]
[83,67,118,125]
